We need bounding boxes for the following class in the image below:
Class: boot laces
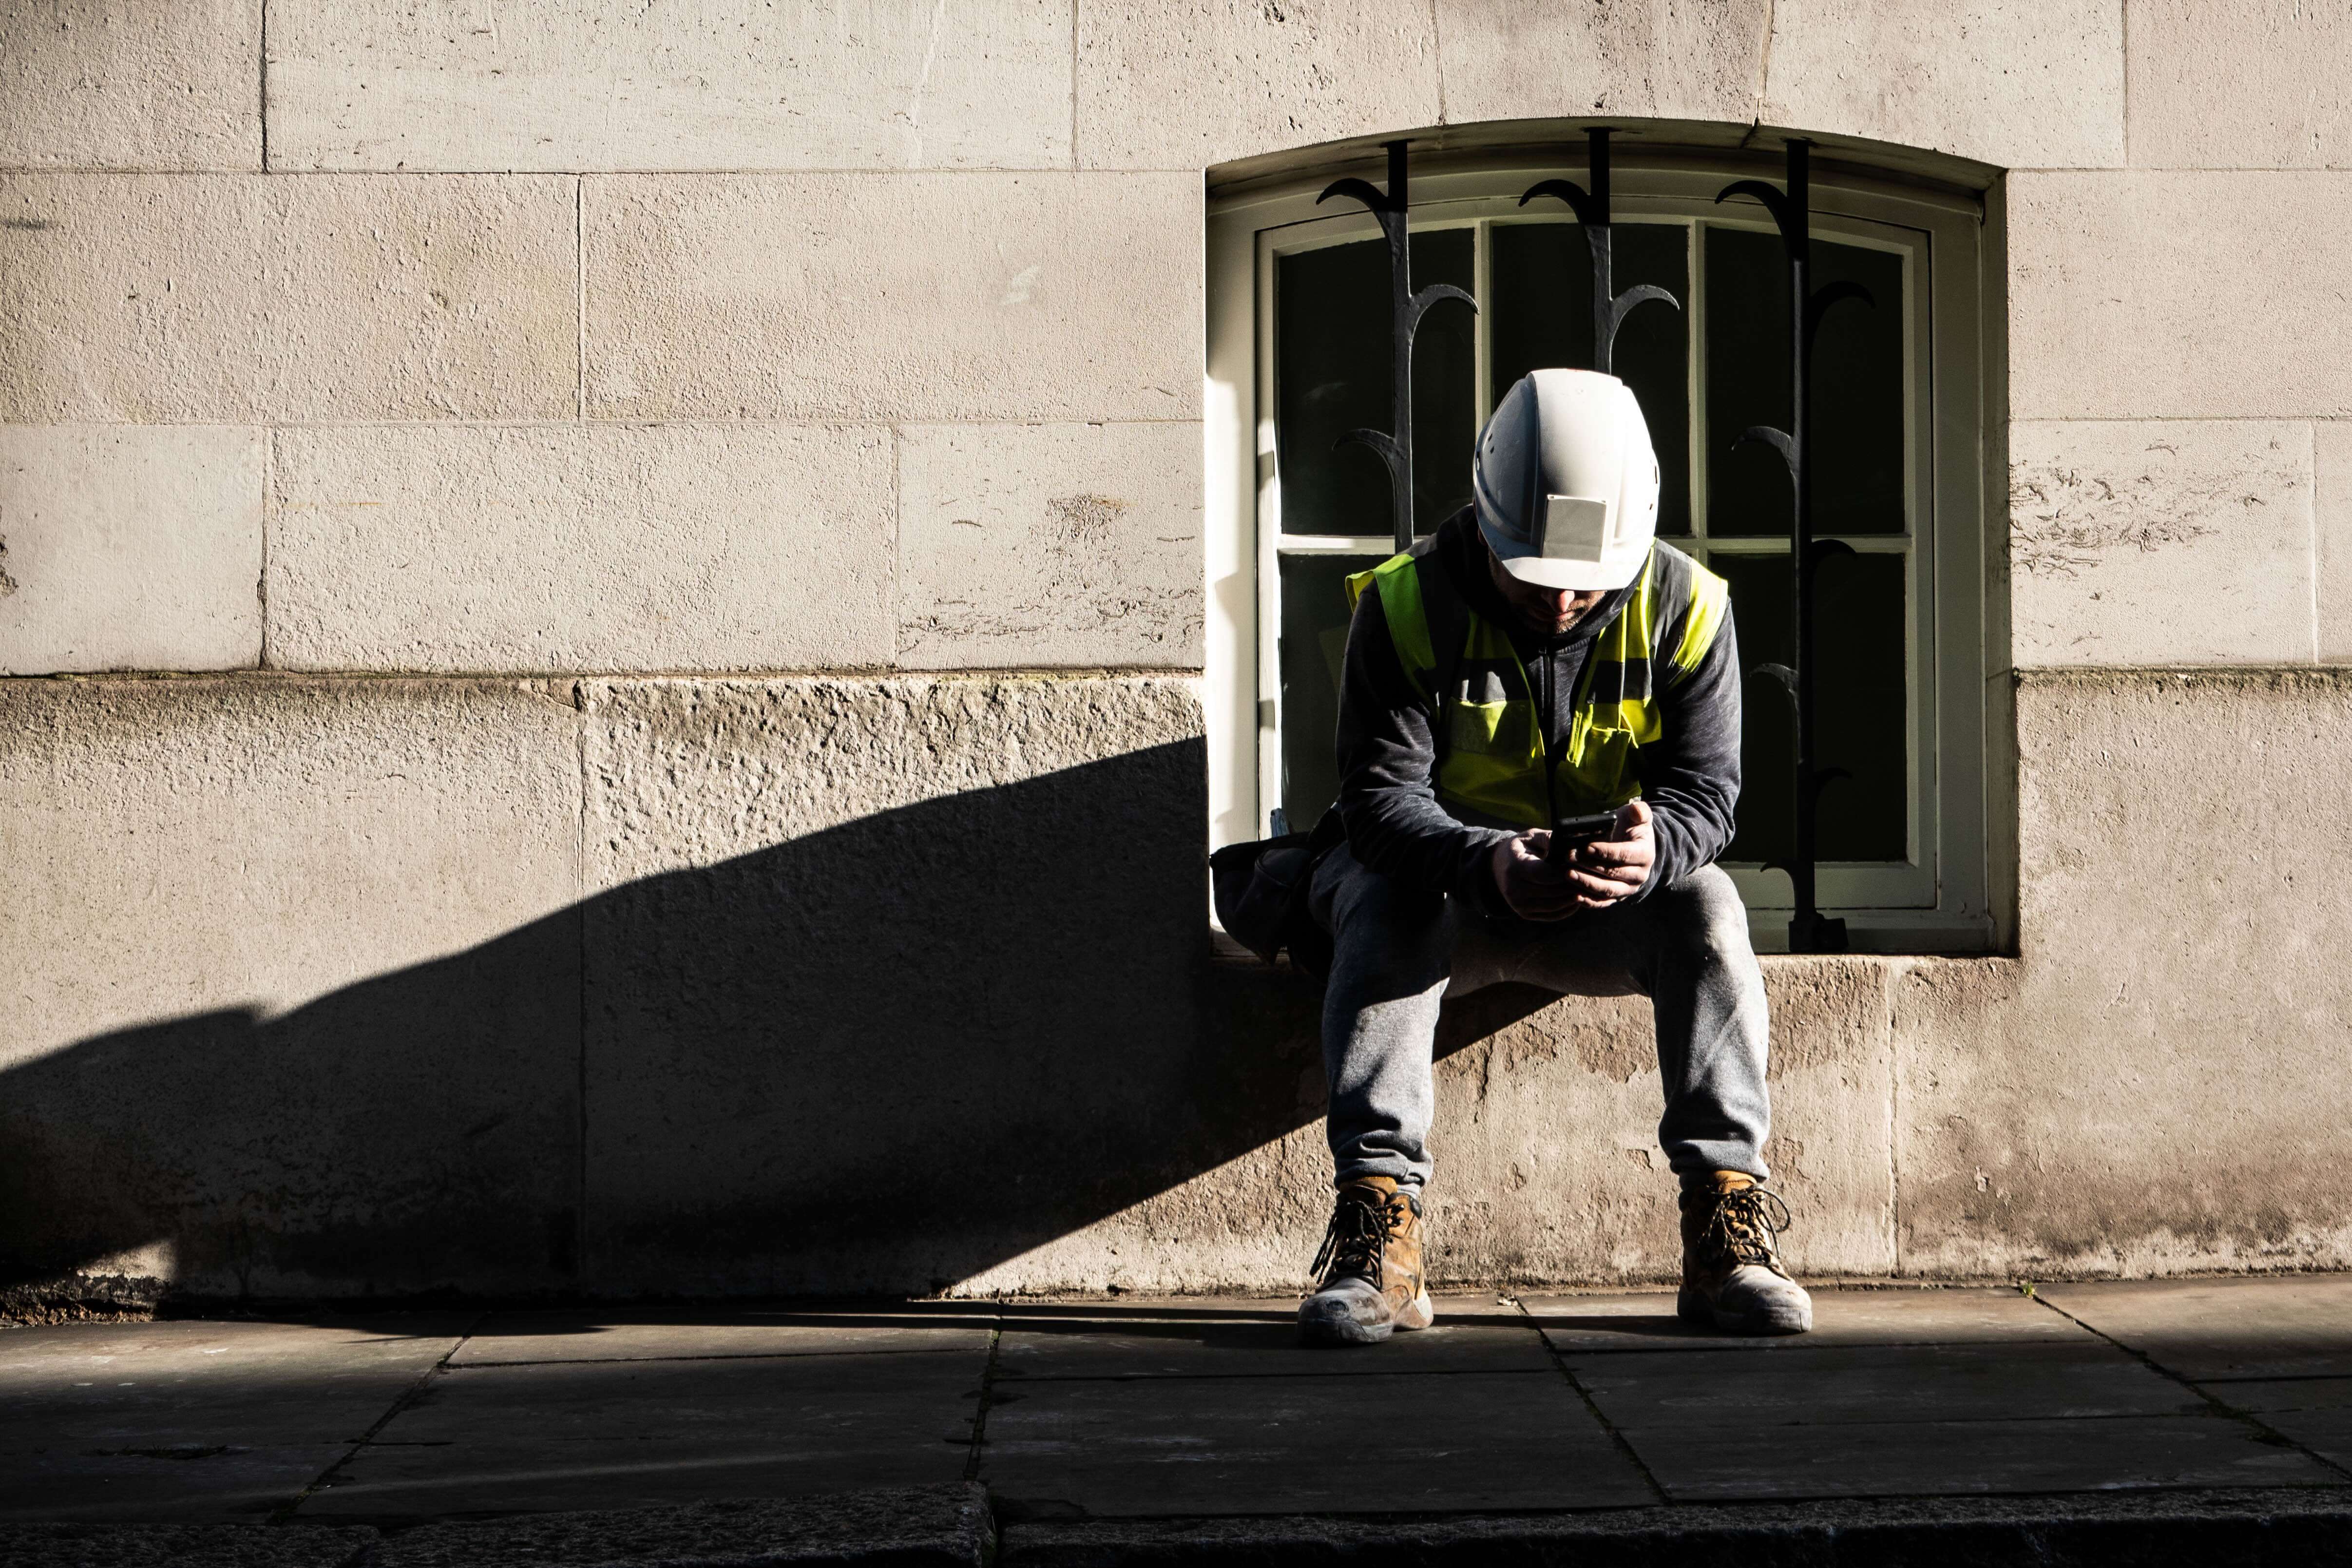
[1701,1185,1793,1272]
[1310,1187,1406,1287]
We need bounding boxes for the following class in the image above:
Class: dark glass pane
[1279,552,1384,829]
[1715,550,1908,865]
[1489,220,1690,535]
[1276,229,1476,538]
[1704,228,1906,537]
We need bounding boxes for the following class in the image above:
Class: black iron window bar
[1322,133,1866,954]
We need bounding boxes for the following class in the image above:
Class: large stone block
[0,174,575,423]
[1077,1,1438,171]
[0,0,261,171]
[268,0,1071,172]
[268,424,893,673]
[0,676,586,1299]
[2321,422,2352,663]
[262,174,579,421]
[2009,172,2352,420]
[2128,1,2352,170]
[1435,0,1768,129]
[1763,0,2124,169]
[896,421,1204,670]
[584,173,1201,423]
[0,425,261,675]
[2009,421,2316,667]
[1895,670,2352,1278]
[578,675,1210,1294]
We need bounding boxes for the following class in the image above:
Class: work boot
[1297,1176,1433,1346]
[1678,1170,1813,1335]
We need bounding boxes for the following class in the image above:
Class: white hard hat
[1472,369,1661,592]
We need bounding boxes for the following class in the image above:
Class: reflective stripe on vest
[1344,543,1730,830]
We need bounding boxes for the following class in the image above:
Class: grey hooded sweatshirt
[1331,507,1745,918]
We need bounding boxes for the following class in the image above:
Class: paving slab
[981,1370,1653,1517]
[0,1317,468,1458]
[454,1308,995,1366]
[2038,1277,2352,1380]
[300,1350,985,1519]
[0,1446,353,1525]
[993,1297,1551,1380]
[373,1487,990,1568]
[1568,1340,2201,1427]
[1625,1414,2335,1502]
[1524,1285,2089,1354]
[2209,1378,2352,1472]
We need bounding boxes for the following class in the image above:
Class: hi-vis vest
[1344,539,1729,831]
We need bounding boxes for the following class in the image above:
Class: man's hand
[1489,799,1657,920]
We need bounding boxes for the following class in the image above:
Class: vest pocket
[1558,722,1641,813]
[1447,699,1533,759]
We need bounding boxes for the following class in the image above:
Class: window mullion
[1687,218,1709,551]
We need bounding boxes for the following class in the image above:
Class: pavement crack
[2024,1286,2352,1484]
[1513,1295,1671,1505]
[269,1310,486,1523]
[963,1323,1004,1486]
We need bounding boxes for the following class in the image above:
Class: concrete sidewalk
[4,1275,2350,1561]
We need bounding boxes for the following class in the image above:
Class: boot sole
[1678,1285,1812,1337]
[1298,1289,1435,1346]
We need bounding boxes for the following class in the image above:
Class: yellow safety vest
[1344,541,1730,830]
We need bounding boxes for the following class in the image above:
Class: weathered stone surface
[897,421,1204,670]
[0,0,261,171]
[993,1296,1549,1379]
[2010,172,2352,421]
[2129,1,2352,170]
[0,677,585,1299]
[577,675,1210,1294]
[455,1307,994,1366]
[1077,1,1438,170]
[1436,0,1768,128]
[0,425,261,675]
[269,0,1070,172]
[1895,671,2352,1278]
[2319,422,2352,663]
[0,174,575,423]
[268,424,892,673]
[1762,0,2123,169]
[584,173,1200,422]
[372,1488,991,1568]
[0,1523,373,1566]
[2008,421,2316,667]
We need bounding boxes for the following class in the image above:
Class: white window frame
[1205,143,2008,955]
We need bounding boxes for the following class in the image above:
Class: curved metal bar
[1604,282,1681,346]
[1734,423,1798,487]
[1805,278,1874,349]
[1518,176,1604,228]
[1317,175,1398,217]
[1714,178,1798,252]
[1404,282,1478,333]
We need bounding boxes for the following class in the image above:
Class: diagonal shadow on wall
[0,738,1548,1307]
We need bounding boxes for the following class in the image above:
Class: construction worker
[1298,367,1811,1345]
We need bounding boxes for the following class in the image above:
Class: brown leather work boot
[1296,1176,1433,1346]
[1679,1170,1813,1335]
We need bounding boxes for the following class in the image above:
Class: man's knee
[1320,849,1457,972]
[1647,864,1756,964]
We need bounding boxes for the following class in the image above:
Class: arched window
[1205,134,2004,953]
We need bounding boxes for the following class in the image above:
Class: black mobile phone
[1546,810,1620,864]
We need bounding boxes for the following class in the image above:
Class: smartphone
[1546,810,1621,865]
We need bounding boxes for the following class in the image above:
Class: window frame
[1205,143,2007,955]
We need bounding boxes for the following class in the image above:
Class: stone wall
[4,1,2350,1304]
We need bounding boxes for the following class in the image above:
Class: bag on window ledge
[1209,809,1343,978]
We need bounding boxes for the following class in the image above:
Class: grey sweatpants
[1308,843,1771,1193]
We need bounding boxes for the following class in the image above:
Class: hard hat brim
[1480,516,1645,593]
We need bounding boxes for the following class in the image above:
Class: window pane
[1704,228,1906,537]
[1715,550,1908,864]
[1276,229,1475,537]
[1489,220,1690,535]
[1278,552,1384,828]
